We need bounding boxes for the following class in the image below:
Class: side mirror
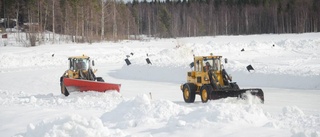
[224,58,228,64]
[92,60,95,66]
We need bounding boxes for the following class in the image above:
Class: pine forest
[1,0,320,43]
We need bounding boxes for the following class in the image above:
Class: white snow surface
[0,33,320,137]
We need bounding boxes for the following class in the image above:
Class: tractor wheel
[182,83,196,103]
[60,78,69,96]
[200,85,212,103]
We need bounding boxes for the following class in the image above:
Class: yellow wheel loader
[60,55,120,96]
[180,55,264,103]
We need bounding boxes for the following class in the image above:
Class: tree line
[1,0,319,44]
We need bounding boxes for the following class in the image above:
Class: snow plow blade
[210,88,264,103]
[63,78,121,93]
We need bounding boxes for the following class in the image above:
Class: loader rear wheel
[183,83,196,103]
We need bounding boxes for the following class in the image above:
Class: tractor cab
[188,55,226,88]
[63,55,97,81]
[68,55,93,71]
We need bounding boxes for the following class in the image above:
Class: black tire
[200,85,212,103]
[60,78,69,96]
[182,83,196,103]
[96,77,104,82]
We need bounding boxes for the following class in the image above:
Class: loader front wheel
[183,84,196,103]
[60,78,69,96]
[200,85,212,103]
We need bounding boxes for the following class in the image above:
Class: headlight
[204,76,209,81]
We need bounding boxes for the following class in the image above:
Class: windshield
[70,58,89,70]
[203,58,221,71]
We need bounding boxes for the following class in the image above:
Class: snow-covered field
[0,33,319,137]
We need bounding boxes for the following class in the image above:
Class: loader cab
[68,56,91,71]
[187,56,224,87]
[193,56,222,72]
[188,55,231,90]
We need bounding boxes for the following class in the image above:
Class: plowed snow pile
[11,94,320,137]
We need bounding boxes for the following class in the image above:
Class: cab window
[72,59,89,70]
[213,58,221,71]
[195,60,202,72]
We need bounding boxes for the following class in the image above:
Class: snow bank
[0,90,123,112]
[99,94,269,129]
[167,102,268,128]
[100,94,192,128]
[1,33,319,77]
[264,106,320,137]
[12,92,320,137]
[18,115,127,137]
